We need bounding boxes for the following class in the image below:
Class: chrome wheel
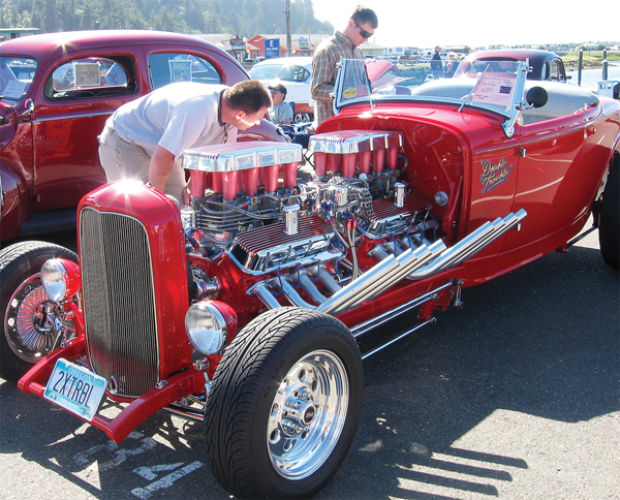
[4,273,63,362]
[267,349,349,480]
[0,241,78,381]
[205,308,362,498]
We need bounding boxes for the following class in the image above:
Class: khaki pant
[98,125,186,203]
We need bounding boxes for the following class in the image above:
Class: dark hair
[351,6,378,29]
[268,83,287,96]
[224,80,272,113]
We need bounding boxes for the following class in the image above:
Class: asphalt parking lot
[0,230,618,499]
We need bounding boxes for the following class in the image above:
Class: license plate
[44,358,107,421]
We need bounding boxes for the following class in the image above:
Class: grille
[80,207,159,396]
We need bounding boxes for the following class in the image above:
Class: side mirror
[526,86,548,108]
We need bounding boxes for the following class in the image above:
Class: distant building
[247,34,332,57]
[0,27,42,40]
[192,32,387,62]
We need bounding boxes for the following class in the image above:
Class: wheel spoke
[4,273,73,362]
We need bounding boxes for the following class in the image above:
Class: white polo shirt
[110,81,237,159]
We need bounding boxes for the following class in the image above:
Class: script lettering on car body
[480,158,513,193]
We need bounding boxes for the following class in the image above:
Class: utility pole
[286,0,292,56]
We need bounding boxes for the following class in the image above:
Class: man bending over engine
[98,80,272,202]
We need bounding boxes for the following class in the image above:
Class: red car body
[0,30,250,242]
[4,59,619,498]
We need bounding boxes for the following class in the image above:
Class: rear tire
[205,307,363,499]
[0,241,77,381]
[599,158,619,269]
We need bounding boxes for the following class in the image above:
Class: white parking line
[131,461,204,500]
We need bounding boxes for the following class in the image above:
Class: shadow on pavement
[319,244,619,498]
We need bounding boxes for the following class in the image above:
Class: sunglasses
[355,23,373,39]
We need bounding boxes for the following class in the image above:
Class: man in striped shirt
[311,6,378,126]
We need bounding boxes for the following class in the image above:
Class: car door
[503,107,595,249]
[31,53,139,211]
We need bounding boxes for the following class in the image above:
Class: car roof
[465,48,560,61]
[0,30,233,59]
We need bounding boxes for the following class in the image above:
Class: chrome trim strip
[33,110,113,123]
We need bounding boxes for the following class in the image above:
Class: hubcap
[267,349,349,480]
[3,273,69,362]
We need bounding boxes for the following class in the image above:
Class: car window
[148,53,221,89]
[46,56,135,100]
[281,65,310,82]
[249,64,310,82]
[249,64,280,80]
[0,56,37,100]
[549,60,563,81]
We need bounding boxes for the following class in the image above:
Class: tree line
[0,0,333,38]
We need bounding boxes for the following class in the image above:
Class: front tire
[205,307,363,499]
[0,241,77,381]
[599,158,619,269]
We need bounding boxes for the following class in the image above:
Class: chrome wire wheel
[267,349,349,480]
[0,241,78,381]
[4,273,60,363]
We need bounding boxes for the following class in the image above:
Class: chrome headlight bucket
[41,258,81,303]
[41,259,69,302]
[185,300,235,355]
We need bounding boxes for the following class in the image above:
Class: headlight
[41,259,69,302]
[185,301,229,355]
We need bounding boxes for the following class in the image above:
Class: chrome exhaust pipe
[297,272,329,304]
[317,255,400,314]
[449,210,524,267]
[247,281,281,309]
[405,219,496,280]
[280,277,316,308]
[318,265,342,294]
[330,248,421,314]
[408,209,526,280]
[340,241,445,310]
[250,210,526,314]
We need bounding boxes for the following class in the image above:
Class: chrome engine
[181,132,526,314]
[181,133,428,272]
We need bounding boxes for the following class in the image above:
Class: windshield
[334,58,529,137]
[0,56,37,100]
[249,63,310,82]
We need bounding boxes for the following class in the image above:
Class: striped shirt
[311,31,364,125]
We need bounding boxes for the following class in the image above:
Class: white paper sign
[471,73,516,108]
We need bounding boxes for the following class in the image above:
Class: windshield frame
[333,58,530,138]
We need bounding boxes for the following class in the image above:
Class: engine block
[181,132,436,279]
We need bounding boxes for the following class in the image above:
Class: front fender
[0,164,30,241]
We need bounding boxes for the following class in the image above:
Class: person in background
[98,80,271,203]
[444,52,458,78]
[311,5,378,126]
[267,83,293,124]
[431,46,443,79]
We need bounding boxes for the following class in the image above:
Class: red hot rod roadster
[1,60,619,498]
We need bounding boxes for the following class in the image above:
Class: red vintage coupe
[0,29,258,243]
[1,59,618,498]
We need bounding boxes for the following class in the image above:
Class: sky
[311,0,620,49]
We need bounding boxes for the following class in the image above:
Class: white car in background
[249,56,314,119]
